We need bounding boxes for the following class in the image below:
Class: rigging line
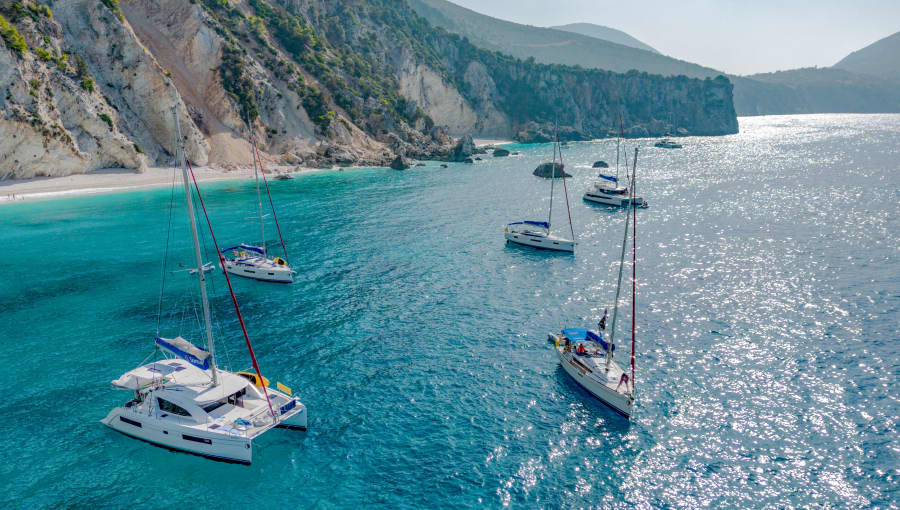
[556,130,575,242]
[186,160,276,420]
[253,140,290,265]
[155,147,179,336]
[606,148,639,371]
[631,148,638,393]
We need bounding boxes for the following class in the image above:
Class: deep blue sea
[0,114,897,508]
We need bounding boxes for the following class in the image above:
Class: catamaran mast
[606,148,638,371]
[249,126,267,258]
[174,106,218,386]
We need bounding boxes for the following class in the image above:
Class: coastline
[0,139,519,204]
[0,165,331,205]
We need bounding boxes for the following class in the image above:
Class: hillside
[408,0,900,117]
[733,68,900,115]
[406,0,720,78]
[0,0,737,179]
[834,31,900,83]
[550,23,658,54]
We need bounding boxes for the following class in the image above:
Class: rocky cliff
[0,0,738,179]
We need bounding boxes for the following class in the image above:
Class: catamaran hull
[550,336,633,417]
[583,192,644,207]
[102,408,253,464]
[504,231,575,252]
[223,260,294,283]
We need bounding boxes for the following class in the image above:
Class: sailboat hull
[550,334,633,417]
[223,258,294,283]
[504,231,575,252]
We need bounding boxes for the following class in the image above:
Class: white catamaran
[505,134,576,252]
[222,128,295,283]
[550,148,641,417]
[102,108,307,465]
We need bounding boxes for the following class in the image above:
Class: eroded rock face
[0,11,147,179]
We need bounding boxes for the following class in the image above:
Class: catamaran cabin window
[158,398,191,417]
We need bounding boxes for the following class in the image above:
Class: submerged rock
[493,148,511,157]
[390,155,411,170]
[592,160,609,168]
[532,162,571,178]
[463,157,474,164]
[440,164,448,168]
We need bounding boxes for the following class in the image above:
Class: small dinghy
[654,138,682,149]
[550,148,642,417]
[505,129,576,253]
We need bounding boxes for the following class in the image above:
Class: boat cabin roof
[112,358,251,405]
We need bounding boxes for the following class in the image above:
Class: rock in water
[463,157,474,164]
[440,164,449,168]
[448,135,475,162]
[533,162,571,178]
[592,160,609,168]
[390,155,410,170]
[493,148,511,157]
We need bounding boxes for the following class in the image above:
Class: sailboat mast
[547,129,557,230]
[606,148,638,371]
[250,126,266,258]
[631,150,638,392]
[174,106,218,386]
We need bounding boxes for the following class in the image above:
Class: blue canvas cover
[507,221,550,229]
[561,328,615,352]
[597,173,618,183]
[222,244,265,256]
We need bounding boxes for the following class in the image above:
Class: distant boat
[654,138,682,149]
[505,132,576,252]
[102,106,307,465]
[584,132,645,207]
[222,128,296,283]
[549,147,641,417]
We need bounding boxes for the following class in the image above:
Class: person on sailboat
[599,309,608,332]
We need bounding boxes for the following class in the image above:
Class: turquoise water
[1,114,898,508]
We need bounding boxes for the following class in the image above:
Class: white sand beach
[0,165,326,204]
[474,138,515,147]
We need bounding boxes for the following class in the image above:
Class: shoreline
[0,165,335,205]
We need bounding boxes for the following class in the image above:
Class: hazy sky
[445,0,900,75]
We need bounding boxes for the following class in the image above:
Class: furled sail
[155,336,211,370]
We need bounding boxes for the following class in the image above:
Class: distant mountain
[733,68,900,115]
[550,23,659,54]
[410,0,900,117]
[407,0,721,79]
[834,31,900,83]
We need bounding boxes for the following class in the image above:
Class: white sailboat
[550,148,641,417]
[222,128,295,283]
[583,129,645,207]
[505,133,576,253]
[102,107,307,465]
